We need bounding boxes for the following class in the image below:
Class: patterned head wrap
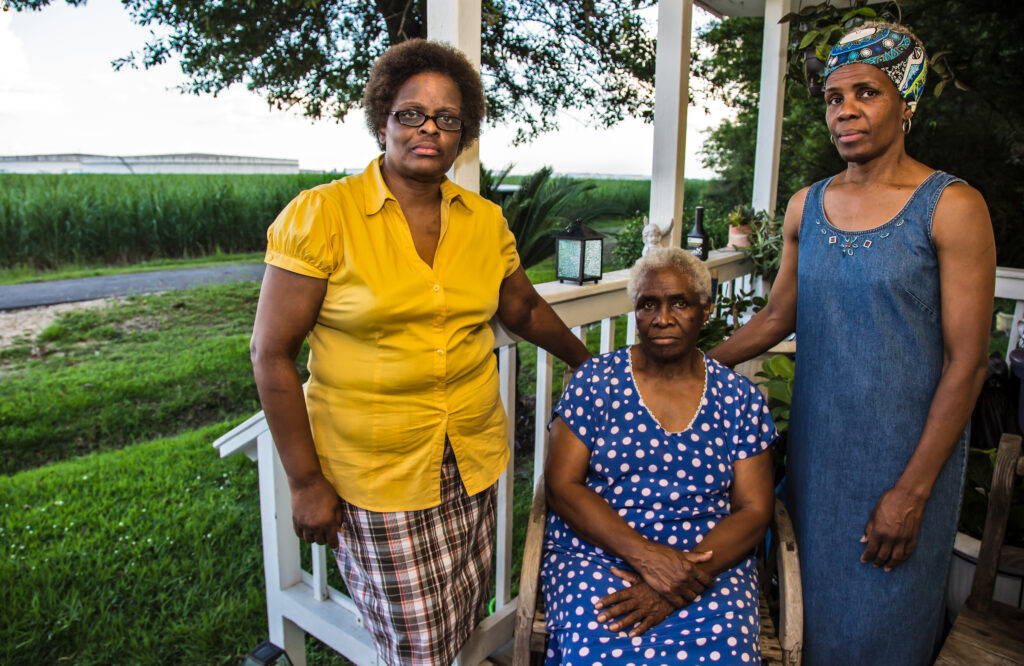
[822,23,927,112]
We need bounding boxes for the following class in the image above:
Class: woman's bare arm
[250,265,342,547]
[708,189,806,367]
[497,266,592,370]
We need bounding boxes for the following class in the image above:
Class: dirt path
[0,298,119,347]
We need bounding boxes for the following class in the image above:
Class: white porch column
[648,0,693,248]
[427,0,481,193]
[751,0,791,215]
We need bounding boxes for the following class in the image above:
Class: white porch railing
[996,267,1024,363]
[212,249,757,666]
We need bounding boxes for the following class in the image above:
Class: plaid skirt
[336,443,497,665]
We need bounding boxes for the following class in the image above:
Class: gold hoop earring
[902,118,912,135]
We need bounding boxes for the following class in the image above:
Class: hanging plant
[928,50,971,97]
[780,1,898,97]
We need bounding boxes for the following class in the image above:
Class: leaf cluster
[611,213,646,270]
[739,210,784,283]
[780,1,888,74]
[483,164,628,269]
[754,354,794,434]
[697,287,766,351]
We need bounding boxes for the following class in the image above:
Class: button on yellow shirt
[265,157,520,511]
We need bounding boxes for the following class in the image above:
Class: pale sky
[0,1,727,178]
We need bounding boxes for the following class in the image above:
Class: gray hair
[627,247,713,307]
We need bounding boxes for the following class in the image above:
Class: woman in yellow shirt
[250,38,591,665]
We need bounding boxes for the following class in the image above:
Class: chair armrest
[513,476,548,666]
[968,433,1023,612]
[772,496,803,666]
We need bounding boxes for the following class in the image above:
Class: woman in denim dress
[710,22,995,665]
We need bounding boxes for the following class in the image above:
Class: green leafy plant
[755,354,795,484]
[780,1,895,96]
[726,204,756,228]
[611,214,647,269]
[928,49,971,98]
[0,173,341,270]
[698,288,767,351]
[479,163,515,202]
[755,354,795,434]
[484,165,626,269]
[740,211,785,284]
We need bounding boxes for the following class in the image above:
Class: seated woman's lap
[541,548,761,665]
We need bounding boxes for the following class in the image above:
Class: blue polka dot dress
[542,348,777,665]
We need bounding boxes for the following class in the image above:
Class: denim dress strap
[788,170,968,666]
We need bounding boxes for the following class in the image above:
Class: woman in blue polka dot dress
[542,247,778,665]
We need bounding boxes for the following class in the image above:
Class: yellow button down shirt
[265,157,520,511]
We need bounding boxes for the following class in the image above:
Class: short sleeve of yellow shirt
[265,157,520,511]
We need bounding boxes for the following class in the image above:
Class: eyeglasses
[388,109,463,132]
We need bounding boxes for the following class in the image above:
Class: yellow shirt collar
[362,155,464,216]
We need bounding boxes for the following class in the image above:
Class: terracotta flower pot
[728,224,753,249]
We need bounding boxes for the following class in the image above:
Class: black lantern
[555,219,605,285]
[242,640,292,666]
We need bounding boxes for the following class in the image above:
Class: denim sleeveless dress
[788,171,968,666]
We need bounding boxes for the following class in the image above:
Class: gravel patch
[0,298,120,347]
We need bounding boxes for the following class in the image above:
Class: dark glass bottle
[686,206,709,261]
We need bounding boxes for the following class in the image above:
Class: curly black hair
[363,38,485,155]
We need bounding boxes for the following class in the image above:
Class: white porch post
[751,0,791,215]
[649,0,693,248]
[427,0,481,193]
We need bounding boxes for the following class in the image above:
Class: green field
[0,173,342,270]
[0,172,734,274]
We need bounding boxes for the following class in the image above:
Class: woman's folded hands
[593,545,714,636]
[633,542,714,606]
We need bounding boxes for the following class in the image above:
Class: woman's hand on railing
[289,474,345,549]
[632,542,714,607]
[595,567,677,637]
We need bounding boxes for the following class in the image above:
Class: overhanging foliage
[10,0,657,144]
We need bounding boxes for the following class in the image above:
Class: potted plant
[726,205,755,249]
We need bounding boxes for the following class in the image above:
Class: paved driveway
[0,264,266,310]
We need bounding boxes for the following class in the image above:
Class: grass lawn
[1,421,265,665]
[0,281,283,475]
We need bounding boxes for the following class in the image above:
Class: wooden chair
[935,433,1024,665]
[512,476,803,665]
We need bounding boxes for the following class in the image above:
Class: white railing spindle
[495,344,516,610]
